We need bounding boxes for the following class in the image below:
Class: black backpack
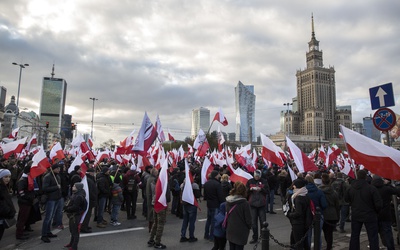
[126,175,137,192]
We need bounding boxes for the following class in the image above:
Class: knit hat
[0,169,11,179]
[210,170,219,179]
[74,182,84,191]
[293,178,306,189]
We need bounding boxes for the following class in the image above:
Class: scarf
[291,186,308,210]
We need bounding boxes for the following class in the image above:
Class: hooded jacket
[306,182,327,211]
[65,188,87,216]
[319,184,340,221]
[371,178,400,222]
[225,195,252,246]
[344,179,382,222]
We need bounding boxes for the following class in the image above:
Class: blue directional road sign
[369,82,395,110]
[373,108,396,131]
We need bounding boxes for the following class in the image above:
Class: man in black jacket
[203,170,224,241]
[345,170,383,250]
[246,169,269,244]
[96,167,111,228]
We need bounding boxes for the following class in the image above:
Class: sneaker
[180,237,189,242]
[249,238,257,244]
[147,240,155,247]
[112,222,121,226]
[41,236,51,243]
[154,243,166,249]
[188,237,198,243]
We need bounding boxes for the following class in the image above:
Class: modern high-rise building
[191,107,210,138]
[363,116,381,141]
[282,15,352,140]
[39,77,67,134]
[235,81,256,142]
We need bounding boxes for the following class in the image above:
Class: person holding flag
[63,182,88,250]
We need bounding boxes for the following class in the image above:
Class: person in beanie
[41,164,62,243]
[286,178,311,250]
[96,166,111,228]
[203,170,224,241]
[64,182,87,250]
[0,168,16,241]
[15,163,35,240]
[246,169,269,244]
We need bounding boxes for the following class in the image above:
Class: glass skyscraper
[235,81,255,142]
[191,107,210,138]
[39,77,67,134]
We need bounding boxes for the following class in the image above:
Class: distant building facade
[363,116,381,141]
[235,81,256,142]
[191,107,210,138]
[39,77,67,134]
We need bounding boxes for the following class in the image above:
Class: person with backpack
[122,168,140,220]
[286,178,312,250]
[63,182,87,250]
[212,202,227,250]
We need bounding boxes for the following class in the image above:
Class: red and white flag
[213,107,228,126]
[217,125,225,152]
[50,142,65,163]
[318,145,326,161]
[325,145,342,167]
[30,146,51,178]
[79,175,90,229]
[133,112,158,155]
[25,134,37,152]
[68,152,86,174]
[154,157,169,213]
[182,159,199,207]
[336,153,356,179]
[340,125,400,180]
[286,136,318,173]
[193,129,209,157]
[155,114,166,143]
[168,128,175,142]
[120,130,136,149]
[260,133,284,167]
[1,137,27,159]
[96,150,110,164]
[8,127,20,139]
[88,136,94,148]
[201,157,214,185]
[226,163,252,184]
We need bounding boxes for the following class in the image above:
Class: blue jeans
[267,190,275,212]
[111,204,121,222]
[181,204,197,238]
[42,200,58,236]
[204,208,218,240]
[379,220,395,250]
[250,206,266,240]
[339,204,349,230]
[350,220,379,250]
[97,197,107,223]
[308,214,323,249]
[52,197,64,226]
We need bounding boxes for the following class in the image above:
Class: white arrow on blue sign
[369,82,395,110]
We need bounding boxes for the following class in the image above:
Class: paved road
[0,191,388,250]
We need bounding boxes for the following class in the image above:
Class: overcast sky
[0,0,399,146]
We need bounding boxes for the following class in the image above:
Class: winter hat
[51,164,60,170]
[293,178,306,189]
[0,169,11,179]
[254,170,262,177]
[74,182,84,191]
[210,170,219,179]
[101,167,109,174]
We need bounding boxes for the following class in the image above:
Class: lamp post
[89,97,98,139]
[283,103,293,136]
[12,62,29,128]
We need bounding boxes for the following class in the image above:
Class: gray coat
[225,195,252,246]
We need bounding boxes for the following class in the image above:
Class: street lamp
[283,103,293,136]
[12,62,29,128]
[89,97,98,139]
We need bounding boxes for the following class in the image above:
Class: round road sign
[373,108,396,131]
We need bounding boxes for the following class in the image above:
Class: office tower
[191,107,210,138]
[235,81,256,142]
[39,77,67,134]
[363,116,381,141]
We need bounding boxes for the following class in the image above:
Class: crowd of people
[0,152,399,250]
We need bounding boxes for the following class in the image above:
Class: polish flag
[1,137,27,159]
[88,136,94,148]
[168,128,175,142]
[226,163,253,184]
[260,133,284,167]
[213,107,228,126]
[25,134,37,152]
[339,132,343,139]
[80,141,96,162]
[78,175,90,229]
[276,146,287,162]
[133,112,158,155]
[286,136,318,173]
[340,125,400,180]
[71,134,85,147]
[318,145,326,161]
[96,150,110,164]
[155,114,166,143]
[193,129,209,157]
[50,142,65,163]
[336,153,356,179]
[182,159,199,207]
[8,127,20,139]
[325,145,342,167]
[30,146,51,178]
[308,149,316,160]
[187,144,194,154]
[137,154,151,171]
[120,130,136,149]
[68,152,86,174]
[201,157,214,185]
[154,158,169,213]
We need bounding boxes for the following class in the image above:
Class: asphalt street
[0,191,385,250]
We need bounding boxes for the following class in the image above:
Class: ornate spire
[311,13,315,39]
